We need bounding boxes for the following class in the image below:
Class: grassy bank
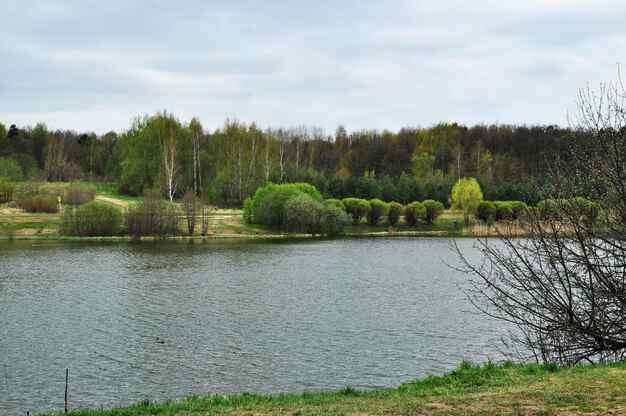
[46,360,626,416]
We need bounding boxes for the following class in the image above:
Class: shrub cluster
[63,182,96,205]
[125,191,180,237]
[477,200,528,223]
[537,197,597,224]
[18,194,59,213]
[249,183,350,235]
[245,182,323,223]
[61,201,123,236]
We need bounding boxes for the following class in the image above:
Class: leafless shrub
[457,71,626,365]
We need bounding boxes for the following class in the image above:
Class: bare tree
[457,72,626,365]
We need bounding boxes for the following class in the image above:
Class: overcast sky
[1,0,625,134]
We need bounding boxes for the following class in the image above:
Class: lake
[0,237,506,414]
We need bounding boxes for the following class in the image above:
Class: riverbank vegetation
[0,113,600,209]
[0,177,605,240]
[46,359,626,415]
[0,105,611,240]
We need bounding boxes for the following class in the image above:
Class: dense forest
[0,112,587,206]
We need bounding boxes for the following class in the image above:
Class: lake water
[0,237,506,415]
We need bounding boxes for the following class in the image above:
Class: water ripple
[0,238,507,415]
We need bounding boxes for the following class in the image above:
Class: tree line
[0,113,588,205]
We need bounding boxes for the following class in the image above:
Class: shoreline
[42,360,626,416]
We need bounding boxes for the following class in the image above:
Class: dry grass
[464,221,531,237]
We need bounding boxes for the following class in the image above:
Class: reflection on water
[0,237,504,414]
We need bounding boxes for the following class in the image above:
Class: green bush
[125,191,180,237]
[510,201,528,219]
[476,201,496,223]
[423,199,445,224]
[324,198,345,211]
[18,194,59,213]
[404,201,426,226]
[342,198,371,225]
[319,204,351,236]
[0,176,15,203]
[537,199,559,220]
[494,201,514,221]
[256,187,302,227]
[387,202,405,226]
[367,198,389,225]
[249,183,323,222]
[537,197,597,224]
[282,194,321,234]
[63,182,96,206]
[242,196,253,223]
[61,201,122,236]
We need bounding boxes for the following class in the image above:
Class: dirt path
[95,195,130,208]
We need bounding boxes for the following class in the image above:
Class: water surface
[0,237,505,414]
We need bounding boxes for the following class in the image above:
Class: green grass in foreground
[47,360,626,416]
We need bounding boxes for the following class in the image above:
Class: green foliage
[537,196,598,224]
[387,202,405,226]
[60,201,122,236]
[0,157,23,181]
[509,200,528,219]
[450,177,483,223]
[476,201,496,223]
[537,198,560,220]
[249,183,349,236]
[423,199,445,224]
[282,194,321,233]
[256,187,301,227]
[412,152,436,179]
[12,154,39,180]
[404,201,426,226]
[249,183,323,222]
[494,201,513,221]
[208,169,231,204]
[319,204,352,236]
[242,197,253,223]
[342,198,371,225]
[380,177,399,202]
[367,198,389,225]
[323,198,345,211]
[125,190,180,237]
[18,194,59,213]
[0,176,15,203]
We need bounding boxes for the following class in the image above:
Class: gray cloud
[1,0,625,134]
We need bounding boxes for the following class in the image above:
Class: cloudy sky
[1,0,625,134]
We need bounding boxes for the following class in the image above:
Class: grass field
[45,360,626,415]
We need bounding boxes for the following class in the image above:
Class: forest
[0,112,589,207]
